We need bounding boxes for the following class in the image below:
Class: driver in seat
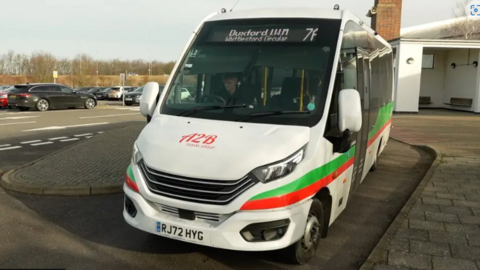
[221,73,252,105]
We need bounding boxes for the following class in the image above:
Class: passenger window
[325,67,342,137]
[60,86,73,93]
[30,86,54,92]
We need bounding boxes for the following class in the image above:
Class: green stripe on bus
[368,102,393,140]
[247,101,393,202]
[127,164,136,182]
[250,145,356,200]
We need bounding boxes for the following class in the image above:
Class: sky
[0,0,460,62]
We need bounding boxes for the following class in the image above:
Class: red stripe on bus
[367,118,392,147]
[240,157,355,211]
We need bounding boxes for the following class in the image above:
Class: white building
[390,17,480,114]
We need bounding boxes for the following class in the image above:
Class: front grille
[138,160,256,205]
[157,204,229,223]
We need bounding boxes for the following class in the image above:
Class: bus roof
[206,7,344,22]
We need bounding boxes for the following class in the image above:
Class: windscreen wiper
[177,104,247,117]
[235,110,311,122]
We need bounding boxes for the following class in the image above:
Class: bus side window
[325,71,342,137]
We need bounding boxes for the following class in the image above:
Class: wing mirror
[338,89,362,133]
[329,89,362,153]
[140,82,160,119]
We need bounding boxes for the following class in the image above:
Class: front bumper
[124,97,140,104]
[123,185,310,251]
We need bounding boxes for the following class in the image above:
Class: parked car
[0,86,13,108]
[76,87,93,93]
[124,85,165,106]
[108,86,124,100]
[95,87,111,100]
[7,83,97,111]
[87,87,105,94]
[0,85,12,91]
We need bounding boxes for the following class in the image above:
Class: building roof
[400,17,480,40]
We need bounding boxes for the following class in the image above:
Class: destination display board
[206,25,319,43]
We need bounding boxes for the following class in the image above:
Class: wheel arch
[314,187,332,238]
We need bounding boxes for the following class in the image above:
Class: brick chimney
[370,0,403,41]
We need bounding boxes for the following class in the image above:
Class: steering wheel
[200,94,226,104]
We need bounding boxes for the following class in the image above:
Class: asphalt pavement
[0,102,145,173]
[0,138,434,270]
[0,101,144,140]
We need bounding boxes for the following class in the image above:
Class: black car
[124,85,164,105]
[76,87,93,93]
[87,87,105,94]
[95,87,111,100]
[7,83,97,111]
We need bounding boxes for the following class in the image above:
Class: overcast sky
[0,0,459,62]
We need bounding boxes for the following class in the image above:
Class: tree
[72,53,97,87]
[441,0,480,39]
[29,51,57,82]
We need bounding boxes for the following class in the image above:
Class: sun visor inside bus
[254,48,329,71]
[186,48,253,74]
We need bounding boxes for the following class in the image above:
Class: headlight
[0,94,6,98]
[252,145,306,183]
[132,144,143,164]
[137,95,142,99]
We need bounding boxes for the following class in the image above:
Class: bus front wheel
[284,198,324,265]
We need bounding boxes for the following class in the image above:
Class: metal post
[122,72,126,106]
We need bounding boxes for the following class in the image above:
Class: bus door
[351,47,371,190]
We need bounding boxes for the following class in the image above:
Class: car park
[108,86,124,100]
[125,85,165,106]
[96,87,111,100]
[7,83,97,111]
[0,86,13,108]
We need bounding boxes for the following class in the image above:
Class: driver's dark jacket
[224,88,253,105]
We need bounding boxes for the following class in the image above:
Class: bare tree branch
[440,0,480,39]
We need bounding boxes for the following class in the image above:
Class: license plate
[156,221,206,243]
[9,95,16,98]
[126,98,132,101]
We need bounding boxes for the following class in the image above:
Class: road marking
[0,112,34,115]
[0,116,40,120]
[23,122,109,132]
[0,144,11,147]
[86,136,93,139]
[74,133,93,137]
[49,136,68,140]
[31,141,53,146]
[0,146,22,151]
[97,131,104,134]
[20,140,42,144]
[0,121,36,126]
[60,138,80,142]
[79,113,138,119]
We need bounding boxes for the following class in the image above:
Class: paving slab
[0,123,145,195]
[362,109,480,270]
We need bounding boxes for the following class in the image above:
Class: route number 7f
[304,28,318,41]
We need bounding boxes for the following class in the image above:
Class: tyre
[370,141,382,172]
[35,99,49,111]
[18,107,30,111]
[84,98,96,109]
[283,198,324,265]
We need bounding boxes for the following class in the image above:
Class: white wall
[419,50,445,107]
[443,49,479,112]
[394,43,423,112]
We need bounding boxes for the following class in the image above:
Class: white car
[181,88,191,100]
[108,86,124,100]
